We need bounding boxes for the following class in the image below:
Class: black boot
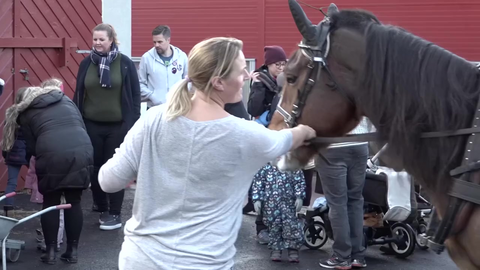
[3,205,14,217]
[40,242,57,265]
[60,241,78,263]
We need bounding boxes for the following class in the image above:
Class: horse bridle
[276,18,354,130]
[275,14,480,255]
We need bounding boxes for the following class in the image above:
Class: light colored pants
[317,144,368,260]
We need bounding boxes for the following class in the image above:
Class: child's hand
[254,201,262,213]
[295,198,303,213]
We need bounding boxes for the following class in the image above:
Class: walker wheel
[7,248,20,262]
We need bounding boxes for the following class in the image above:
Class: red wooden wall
[0,0,102,191]
[132,0,480,66]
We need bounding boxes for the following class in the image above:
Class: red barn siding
[132,0,261,60]
[133,0,480,65]
[265,0,480,62]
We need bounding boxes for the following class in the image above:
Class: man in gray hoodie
[138,25,188,109]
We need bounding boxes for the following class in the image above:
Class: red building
[132,0,480,66]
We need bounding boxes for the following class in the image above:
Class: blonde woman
[98,37,315,270]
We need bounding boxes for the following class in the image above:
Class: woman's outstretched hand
[290,124,316,150]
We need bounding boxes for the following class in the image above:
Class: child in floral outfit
[252,163,306,262]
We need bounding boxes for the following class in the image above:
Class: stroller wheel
[388,223,416,258]
[7,248,21,262]
[416,220,429,250]
[303,221,328,250]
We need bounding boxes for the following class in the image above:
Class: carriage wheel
[416,220,429,250]
[7,248,21,263]
[388,223,416,258]
[303,221,328,250]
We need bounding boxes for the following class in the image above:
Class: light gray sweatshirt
[98,105,293,270]
[138,46,188,107]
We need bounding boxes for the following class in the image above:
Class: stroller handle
[56,204,72,210]
[5,192,16,198]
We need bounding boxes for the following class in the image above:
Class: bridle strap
[308,127,480,144]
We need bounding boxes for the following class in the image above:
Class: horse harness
[275,17,480,254]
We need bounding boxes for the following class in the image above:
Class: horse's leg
[446,237,479,270]
[455,206,480,270]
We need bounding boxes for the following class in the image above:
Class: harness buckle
[313,56,325,65]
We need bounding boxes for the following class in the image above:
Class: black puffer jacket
[18,90,93,194]
[247,65,279,118]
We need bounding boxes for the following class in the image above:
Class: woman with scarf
[73,23,141,231]
[1,83,93,265]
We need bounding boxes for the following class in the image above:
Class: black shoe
[99,212,110,224]
[3,205,14,217]
[60,241,78,263]
[99,214,122,230]
[40,242,57,265]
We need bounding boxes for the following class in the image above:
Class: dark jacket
[2,128,29,166]
[247,65,279,118]
[225,101,250,120]
[18,90,93,194]
[73,54,141,130]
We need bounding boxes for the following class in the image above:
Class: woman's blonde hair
[93,23,120,45]
[165,37,243,121]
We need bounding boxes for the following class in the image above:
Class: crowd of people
[0,22,370,270]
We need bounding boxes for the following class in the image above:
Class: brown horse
[269,1,480,269]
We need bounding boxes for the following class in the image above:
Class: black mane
[355,20,480,192]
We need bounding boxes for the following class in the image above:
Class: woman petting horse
[97,37,316,269]
[268,1,480,269]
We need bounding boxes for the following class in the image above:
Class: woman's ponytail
[165,79,192,121]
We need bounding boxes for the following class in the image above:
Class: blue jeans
[5,165,21,206]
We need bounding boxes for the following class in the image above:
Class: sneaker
[257,230,269,245]
[270,250,282,262]
[99,215,122,231]
[287,249,300,263]
[352,258,367,268]
[99,212,110,224]
[319,256,352,269]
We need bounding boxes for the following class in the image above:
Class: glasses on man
[275,62,286,68]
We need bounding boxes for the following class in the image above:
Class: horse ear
[327,3,339,16]
[288,0,317,43]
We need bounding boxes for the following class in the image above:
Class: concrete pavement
[4,188,457,270]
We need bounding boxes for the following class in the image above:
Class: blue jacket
[2,127,29,166]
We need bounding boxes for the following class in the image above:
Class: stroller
[0,192,71,270]
[300,145,433,258]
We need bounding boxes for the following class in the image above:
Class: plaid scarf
[90,43,119,88]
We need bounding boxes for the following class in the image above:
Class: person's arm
[182,53,188,79]
[128,58,141,121]
[245,123,316,165]
[98,114,145,193]
[138,55,153,102]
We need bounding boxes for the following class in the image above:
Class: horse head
[269,0,379,171]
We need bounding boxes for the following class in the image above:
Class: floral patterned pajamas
[252,163,306,251]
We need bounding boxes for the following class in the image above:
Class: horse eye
[287,77,297,84]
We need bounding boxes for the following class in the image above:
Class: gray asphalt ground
[3,186,457,270]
